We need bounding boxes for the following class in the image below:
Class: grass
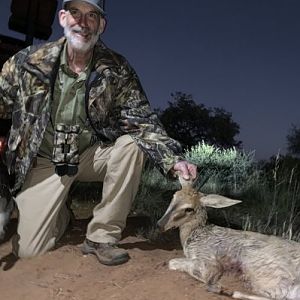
[237,155,300,241]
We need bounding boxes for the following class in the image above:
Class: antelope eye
[185,207,194,213]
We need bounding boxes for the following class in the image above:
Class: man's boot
[81,239,130,266]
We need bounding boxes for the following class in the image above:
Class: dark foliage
[260,154,300,186]
[287,124,300,156]
[156,92,241,150]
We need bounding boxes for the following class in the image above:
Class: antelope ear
[200,194,241,208]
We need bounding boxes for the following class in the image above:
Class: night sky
[0,0,300,160]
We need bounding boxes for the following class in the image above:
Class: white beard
[64,25,100,53]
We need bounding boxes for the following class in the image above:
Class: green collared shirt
[39,43,93,158]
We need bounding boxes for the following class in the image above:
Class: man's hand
[172,161,197,180]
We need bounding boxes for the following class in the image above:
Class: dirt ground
[0,216,246,300]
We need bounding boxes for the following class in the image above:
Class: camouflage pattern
[51,123,80,166]
[0,37,182,193]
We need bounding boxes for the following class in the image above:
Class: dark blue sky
[1,0,300,160]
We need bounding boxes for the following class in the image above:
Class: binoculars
[52,124,80,177]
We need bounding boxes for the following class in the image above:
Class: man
[0,0,197,265]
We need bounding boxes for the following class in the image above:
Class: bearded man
[0,0,197,265]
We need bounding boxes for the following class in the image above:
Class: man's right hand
[172,160,198,181]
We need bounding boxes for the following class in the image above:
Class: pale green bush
[184,141,258,195]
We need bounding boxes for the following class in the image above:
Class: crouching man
[0,0,197,265]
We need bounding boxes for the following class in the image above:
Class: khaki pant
[13,135,144,258]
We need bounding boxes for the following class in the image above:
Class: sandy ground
[0,217,247,300]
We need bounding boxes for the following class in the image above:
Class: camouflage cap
[63,0,105,15]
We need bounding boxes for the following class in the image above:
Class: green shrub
[184,141,258,195]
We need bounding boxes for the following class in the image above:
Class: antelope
[157,177,300,300]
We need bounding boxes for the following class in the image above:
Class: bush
[184,141,258,195]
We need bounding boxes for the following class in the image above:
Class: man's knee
[115,135,143,157]
[116,134,137,147]
[93,135,144,178]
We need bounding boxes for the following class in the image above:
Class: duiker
[157,177,300,300]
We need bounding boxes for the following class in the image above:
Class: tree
[287,124,300,156]
[156,92,241,150]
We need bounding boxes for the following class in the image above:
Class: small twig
[112,281,123,288]
[29,281,49,288]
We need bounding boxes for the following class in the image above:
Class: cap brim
[63,0,105,15]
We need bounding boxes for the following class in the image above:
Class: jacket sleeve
[0,56,19,119]
[0,55,20,136]
[116,60,183,176]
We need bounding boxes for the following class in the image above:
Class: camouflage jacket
[0,37,182,193]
